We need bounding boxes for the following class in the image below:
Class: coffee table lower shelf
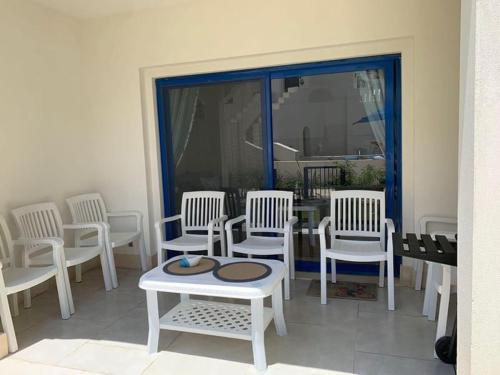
[159,299,274,340]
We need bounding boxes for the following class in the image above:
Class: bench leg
[146,290,160,354]
[251,298,267,373]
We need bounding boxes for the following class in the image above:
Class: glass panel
[165,80,265,217]
[272,70,386,260]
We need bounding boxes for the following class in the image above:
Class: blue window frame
[156,54,402,276]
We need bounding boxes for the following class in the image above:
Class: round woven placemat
[163,257,220,276]
[213,261,272,283]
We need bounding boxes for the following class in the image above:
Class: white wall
[0,0,461,259]
[77,0,460,251]
[458,0,500,373]
[0,0,90,232]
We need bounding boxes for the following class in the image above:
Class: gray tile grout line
[354,349,454,364]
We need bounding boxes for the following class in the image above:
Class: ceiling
[31,0,191,19]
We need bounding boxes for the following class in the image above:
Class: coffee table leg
[146,290,160,354]
[272,282,287,336]
[308,211,315,247]
[251,298,267,372]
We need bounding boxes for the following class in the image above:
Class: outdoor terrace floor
[0,267,455,374]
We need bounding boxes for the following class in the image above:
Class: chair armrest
[154,215,182,230]
[385,218,395,234]
[107,210,143,219]
[208,215,228,231]
[224,215,246,231]
[63,223,107,247]
[29,237,65,266]
[318,216,331,235]
[386,218,395,255]
[284,216,298,233]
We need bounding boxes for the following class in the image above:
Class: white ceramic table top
[139,256,285,299]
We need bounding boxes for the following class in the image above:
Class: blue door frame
[156,54,402,276]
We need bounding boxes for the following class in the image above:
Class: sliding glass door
[156,55,401,275]
[157,78,270,220]
[272,69,389,266]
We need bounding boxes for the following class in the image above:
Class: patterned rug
[306,279,378,301]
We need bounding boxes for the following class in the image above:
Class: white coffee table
[139,256,287,372]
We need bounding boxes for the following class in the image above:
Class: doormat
[306,279,378,301]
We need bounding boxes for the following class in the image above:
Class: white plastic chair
[225,190,298,300]
[0,214,71,352]
[155,191,227,265]
[12,202,113,312]
[414,217,457,291]
[66,193,150,288]
[319,190,395,310]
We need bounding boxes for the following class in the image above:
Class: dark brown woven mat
[163,257,220,276]
[213,262,272,283]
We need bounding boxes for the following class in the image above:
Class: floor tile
[143,351,252,375]
[355,311,437,360]
[57,341,156,375]
[358,285,426,317]
[354,351,455,375]
[0,358,100,374]
[15,315,108,349]
[285,279,359,327]
[166,322,356,373]
[96,306,179,349]
[11,338,87,365]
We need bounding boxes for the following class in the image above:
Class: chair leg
[75,264,82,283]
[62,265,75,315]
[10,294,19,317]
[379,261,385,287]
[415,260,424,291]
[320,254,327,305]
[220,230,226,257]
[289,236,295,280]
[0,291,17,352]
[387,259,395,311]
[22,255,31,308]
[54,272,70,320]
[106,245,119,289]
[435,266,451,354]
[23,289,31,309]
[331,259,336,283]
[157,248,163,267]
[99,252,113,292]
[139,233,150,271]
[423,262,438,316]
[283,248,290,300]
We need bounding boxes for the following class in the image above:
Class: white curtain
[169,87,200,167]
[358,70,385,156]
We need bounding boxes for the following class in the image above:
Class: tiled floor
[1,267,456,374]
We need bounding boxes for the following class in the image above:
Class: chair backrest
[12,202,64,252]
[245,190,293,235]
[330,190,385,241]
[0,215,14,268]
[418,216,457,237]
[66,193,108,224]
[180,191,225,233]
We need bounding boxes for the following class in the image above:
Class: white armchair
[155,191,227,265]
[12,202,113,312]
[319,190,395,310]
[66,193,150,288]
[0,215,71,353]
[225,190,297,300]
